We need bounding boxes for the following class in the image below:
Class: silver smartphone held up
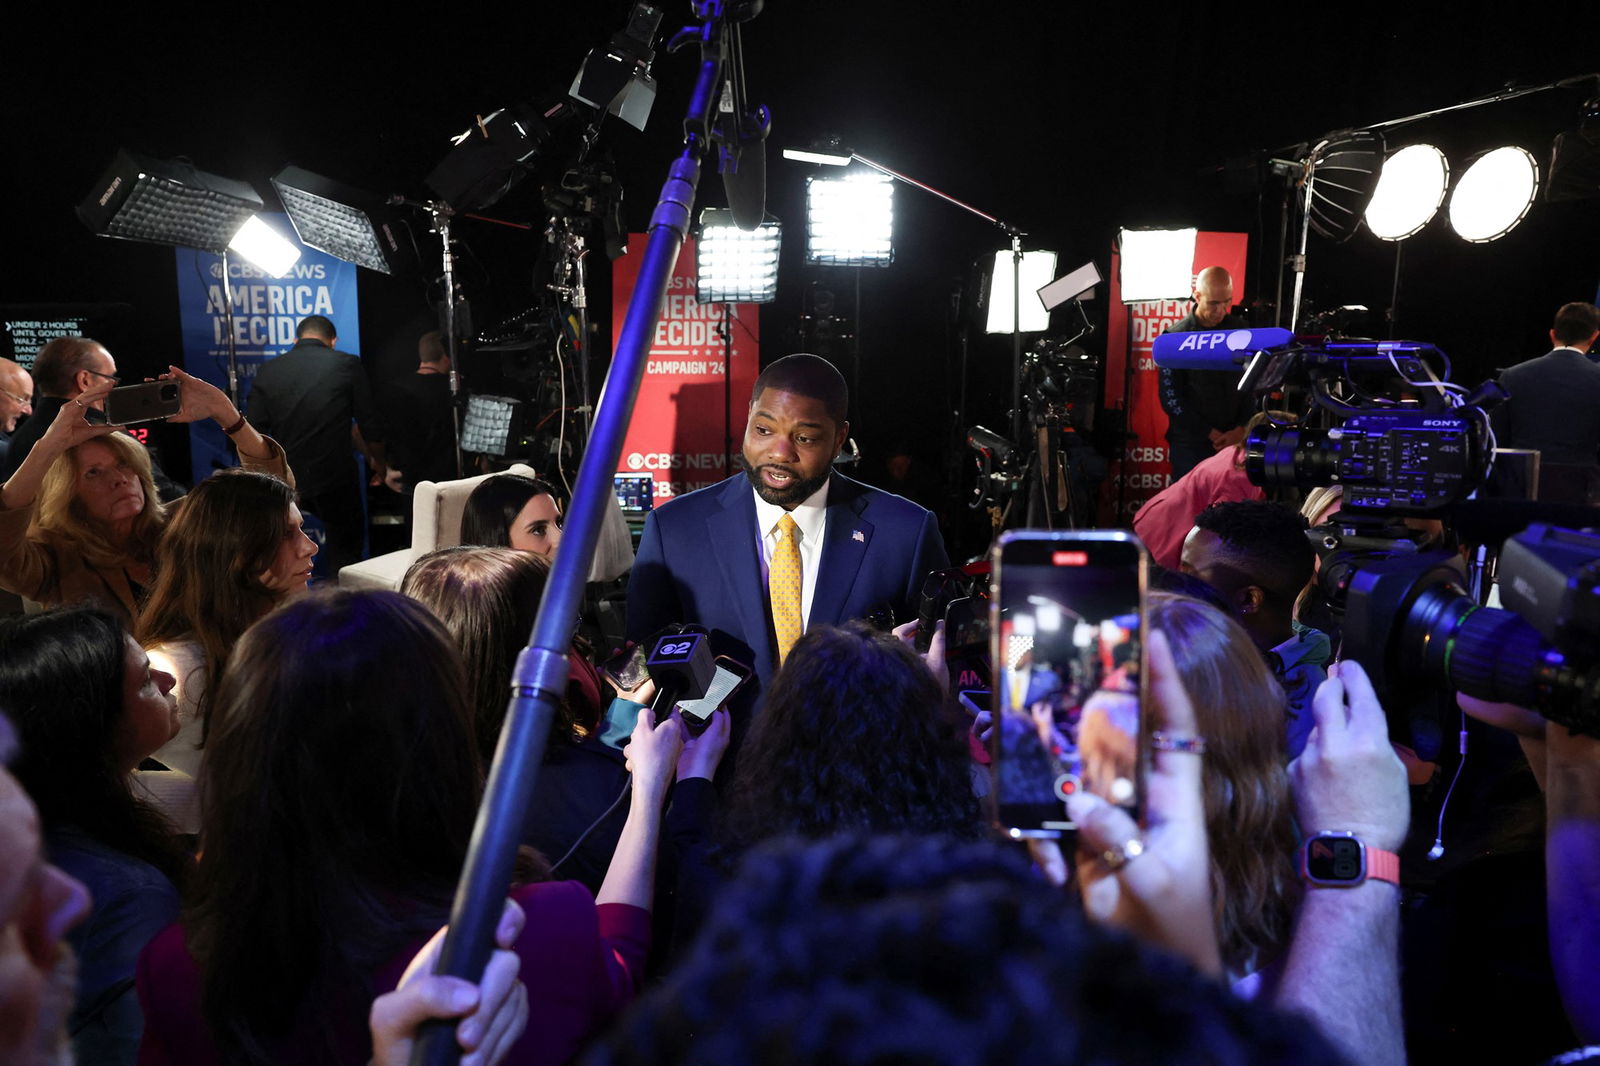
[989,529,1149,839]
[103,381,182,426]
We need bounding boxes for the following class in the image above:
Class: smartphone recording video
[989,530,1147,838]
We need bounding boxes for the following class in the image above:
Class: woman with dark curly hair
[0,606,187,1065]
[1146,592,1300,982]
[717,620,985,853]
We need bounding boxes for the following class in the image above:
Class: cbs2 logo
[658,640,696,656]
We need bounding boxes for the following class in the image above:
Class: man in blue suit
[626,353,948,712]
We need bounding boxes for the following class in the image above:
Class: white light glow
[1448,146,1539,243]
[783,147,852,166]
[1364,144,1449,241]
[697,210,782,303]
[985,249,1058,333]
[1118,228,1197,303]
[227,215,301,278]
[805,173,893,267]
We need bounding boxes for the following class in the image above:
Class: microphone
[644,628,718,721]
[1152,327,1295,370]
[720,110,768,230]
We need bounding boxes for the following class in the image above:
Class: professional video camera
[963,335,1104,524]
[1153,326,1600,740]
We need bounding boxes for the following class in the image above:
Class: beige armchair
[338,466,635,590]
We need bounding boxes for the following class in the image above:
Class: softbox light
[77,150,262,254]
[1306,130,1385,243]
[1364,144,1449,240]
[227,215,301,278]
[696,208,781,303]
[271,165,408,274]
[983,249,1057,333]
[460,394,528,457]
[1118,228,1196,303]
[804,173,893,267]
[569,1,662,133]
[1449,146,1539,242]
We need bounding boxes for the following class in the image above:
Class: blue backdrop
[174,214,360,486]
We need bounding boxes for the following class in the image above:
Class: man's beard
[737,454,830,509]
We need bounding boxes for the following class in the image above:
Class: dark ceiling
[3,2,1596,456]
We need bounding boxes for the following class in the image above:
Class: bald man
[0,359,32,466]
[1158,266,1253,480]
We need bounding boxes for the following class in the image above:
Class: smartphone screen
[989,530,1147,838]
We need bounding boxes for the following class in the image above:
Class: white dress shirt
[752,478,830,631]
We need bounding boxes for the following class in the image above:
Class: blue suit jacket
[626,472,949,706]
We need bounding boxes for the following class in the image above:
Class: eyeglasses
[0,387,30,408]
[84,369,121,386]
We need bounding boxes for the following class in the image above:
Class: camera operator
[1179,501,1331,759]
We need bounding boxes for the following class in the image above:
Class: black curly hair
[583,834,1350,1066]
[1193,500,1315,607]
[716,621,984,855]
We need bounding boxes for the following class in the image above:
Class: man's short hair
[1194,500,1314,605]
[1552,302,1600,346]
[751,353,848,425]
[417,330,447,366]
[32,337,106,397]
[296,315,337,342]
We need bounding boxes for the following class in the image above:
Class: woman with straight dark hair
[0,606,186,1065]
[133,470,316,810]
[460,474,564,560]
[136,588,680,1066]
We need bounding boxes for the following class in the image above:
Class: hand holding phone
[1069,629,1222,978]
[103,380,182,426]
[990,530,1148,839]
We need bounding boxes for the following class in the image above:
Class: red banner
[611,235,760,502]
[1101,231,1249,523]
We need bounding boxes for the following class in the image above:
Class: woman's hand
[622,707,685,807]
[37,384,117,451]
[890,617,949,693]
[370,898,529,1066]
[1066,629,1223,978]
[1,387,116,510]
[158,365,235,426]
[676,708,731,781]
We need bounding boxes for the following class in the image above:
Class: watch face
[1305,836,1365,882]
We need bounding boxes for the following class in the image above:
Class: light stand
[785,144,1031,446]
[389,196,467,479]
[410,5,763,1063]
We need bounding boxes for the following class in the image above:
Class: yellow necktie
[770,513,803,667]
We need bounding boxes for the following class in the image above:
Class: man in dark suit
[626,353,948,712]
[1491,302,1600,502]
[248,314,386,575]
[1159,266,1252,480]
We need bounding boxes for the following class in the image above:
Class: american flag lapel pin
[852,529,865,543]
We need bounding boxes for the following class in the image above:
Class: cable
[548,778,632,874]
[1427,711,1470,861]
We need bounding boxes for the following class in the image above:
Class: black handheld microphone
[644,629,718,721]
